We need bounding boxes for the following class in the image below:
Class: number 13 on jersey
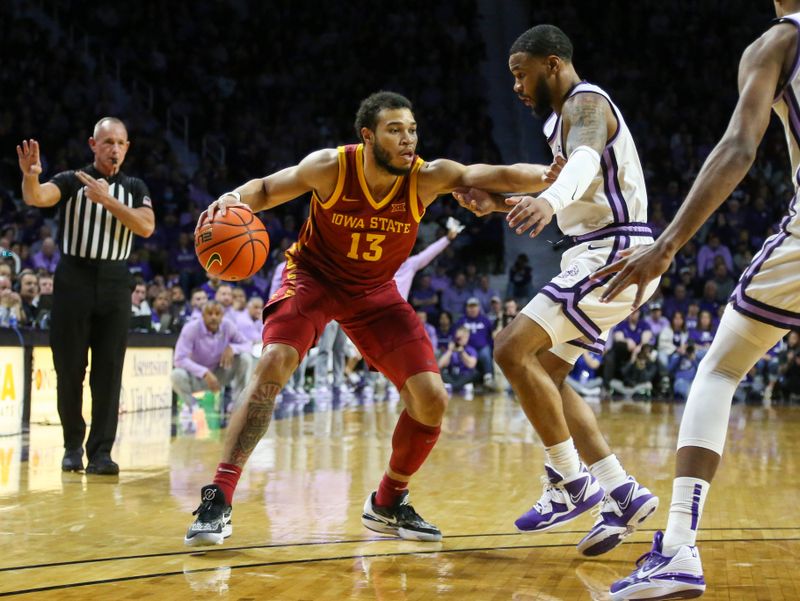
[347,233,386,262]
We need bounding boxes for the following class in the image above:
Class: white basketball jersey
[771,12,800,235]
[543,82,648,237]
[772,12,800,185]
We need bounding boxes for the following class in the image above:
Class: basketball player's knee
[427,386,449,419]
[407,382,448,423]
[494,334,520,371]
[258,344,299,378]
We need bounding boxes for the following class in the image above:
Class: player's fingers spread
[515,216,535,236]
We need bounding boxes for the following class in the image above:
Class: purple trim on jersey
[690,484,702,530]
[572,223,653,244]
[732,288,800,327]
[567,337,606,353]
[601,148,627,223]
[540,285,602,340]
[773,16,800,102]
[782,88,800,150]
[736,229,789,295]
[538,236,628,344]
[608,148,631,222]
[730,218,800,328]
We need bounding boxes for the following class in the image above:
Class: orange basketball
[194,206,270,281]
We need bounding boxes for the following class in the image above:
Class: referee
[16,117,155,475]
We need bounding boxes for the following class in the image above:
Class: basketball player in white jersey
[456,24,659,556]
[593,2,800,598]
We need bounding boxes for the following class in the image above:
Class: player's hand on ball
[201,193,248,227]
[17,139,43,177]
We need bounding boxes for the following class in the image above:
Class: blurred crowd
[2,1,799,403]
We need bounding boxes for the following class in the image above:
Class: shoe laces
[395,501,427,526]
[590,494,622,522]
[533,475,564,512]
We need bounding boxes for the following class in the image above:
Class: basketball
[194,206,270,281]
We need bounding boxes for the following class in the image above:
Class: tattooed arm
[506,92,615,237]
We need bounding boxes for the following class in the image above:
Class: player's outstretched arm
[201,149,340,223]
[594,23,793,309]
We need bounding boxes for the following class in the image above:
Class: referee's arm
[17,139,61,207]
[76,170,155,238]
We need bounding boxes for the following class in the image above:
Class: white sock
[589,454,628,492]
[545,438,581,478]
[661,477,710,556]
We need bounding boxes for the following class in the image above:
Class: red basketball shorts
[263,265,439,389]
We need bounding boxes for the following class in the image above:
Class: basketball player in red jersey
[184,91,562,546]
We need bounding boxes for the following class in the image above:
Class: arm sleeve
[538,146,601,213]
[174,325,209,379]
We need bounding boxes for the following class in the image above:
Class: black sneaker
[361,490,442,542]
[86,454,119,475]
[61,448,84,472]
[184,485,233,547]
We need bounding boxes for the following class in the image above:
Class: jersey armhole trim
[409,158,425,223]
[773,18,800,102]
[316,146,347,209]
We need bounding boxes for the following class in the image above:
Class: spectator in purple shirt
[440,272,471,320]
[438,325,478,396]
[430,264,451,294]
[603,310,653,386]
[31,237,60,273]
[454,297,495,385]
[187,287,208,322]
[471,274,500,314]
[410,274,439,321]
[688,309,717,351]
[662,283,691,319]
[231,297,264,345]
[436,311,454,355]
[698,280,720,316]
[696,231,734,277]
[171,301,253,408]
[643,301,669,338]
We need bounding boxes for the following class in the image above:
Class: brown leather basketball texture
[194,206,270,281]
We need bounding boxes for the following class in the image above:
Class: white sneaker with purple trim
[609,530,705,600]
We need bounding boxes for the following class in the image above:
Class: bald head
[89,117,129,176]
[93,117,127,139]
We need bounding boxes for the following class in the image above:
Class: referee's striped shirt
[49,164,152,261]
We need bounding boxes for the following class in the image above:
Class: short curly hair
[510,25,573,61]
[354,91,413,142]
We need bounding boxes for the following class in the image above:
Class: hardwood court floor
[2,394,800,599]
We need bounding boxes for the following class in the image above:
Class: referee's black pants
[51,256,131,461]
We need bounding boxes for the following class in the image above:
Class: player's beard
[531,74,553,118]
[373,140,413,176]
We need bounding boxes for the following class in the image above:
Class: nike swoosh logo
[570,184,580,201]
[617,485,636,511]
[587,244,606,250]
[637,561,666,579]
[568,477,590,505]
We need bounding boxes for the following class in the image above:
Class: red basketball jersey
[285,144,426,292]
